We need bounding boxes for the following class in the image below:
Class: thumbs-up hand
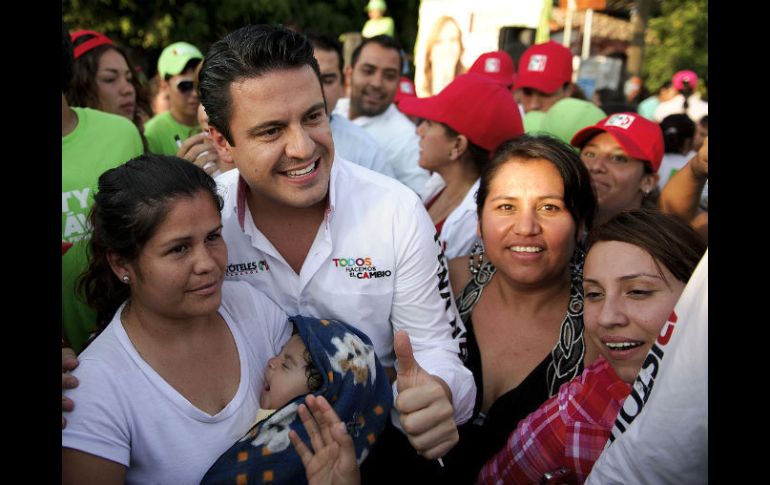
[394,331,459,459]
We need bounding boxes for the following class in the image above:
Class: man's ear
[160,77,171,95]
[208,126,235,166]
[343,65,353,96]
[450,134,470,161]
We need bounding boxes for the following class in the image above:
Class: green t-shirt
[143,110,201,156]
[62,107,144,352]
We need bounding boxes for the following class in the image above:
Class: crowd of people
[61,15,708,485]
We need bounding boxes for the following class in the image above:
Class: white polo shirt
[334,98,430,197]
[216,158,475,424]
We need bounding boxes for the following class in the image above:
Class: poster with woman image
[414,0,545,97]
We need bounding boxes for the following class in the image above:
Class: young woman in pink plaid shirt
[476,209,705,485]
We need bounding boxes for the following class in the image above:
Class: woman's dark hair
[77,154,223,329]
[679,78,694,112]
[477,134,597,234]
[585,208,705,284]
[442,123,490,175]
[660,114,695,154]
[67,40,151,135]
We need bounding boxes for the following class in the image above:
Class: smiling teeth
[286,163,315,177]
[605,342,642,349]
[510,246,543,253]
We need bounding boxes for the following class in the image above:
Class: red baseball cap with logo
[398,73,523,152]
[571,112,664,171]
[393,76,416,106]
[516,41,573,94]
[468,51,516,89]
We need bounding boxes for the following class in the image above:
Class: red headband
[71,30,114,60]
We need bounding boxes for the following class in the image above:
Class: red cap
[468,51,515,89]
[398,73,523,152]
[71,30,114,60]
[393,76,416,105]
[516,41,573,94]
[672,70,698,91]
[571,112,664,171]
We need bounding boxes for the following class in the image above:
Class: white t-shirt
[657,151,708,210]
[654,93,708,124]
[585,251,708,485]
[216,158,475,425]
[330,113,395,179]
[657,151,697,190]
[334,98,430,196]
[421,172,480,260]
[62,281,291,485]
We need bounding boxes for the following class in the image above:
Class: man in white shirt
[334,35,430,196]
[200,24,473,462]
[306,32,394,179]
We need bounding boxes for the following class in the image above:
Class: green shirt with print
[62,107,144,352]
[143,110,201,156]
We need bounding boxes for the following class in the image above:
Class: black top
[437,250,587,484]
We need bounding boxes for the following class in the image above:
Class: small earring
[122,275,130,284]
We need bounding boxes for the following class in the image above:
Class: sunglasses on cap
[174,79,195,94]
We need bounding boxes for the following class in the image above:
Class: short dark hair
[477,134,597,235]
[585,208,705,284]
[199,24,322,145]
[62,22,74,92]
[350,35,403,72]
[163,58,201,82]
[77,154,223,330]
[306,32,343,76]
[660,114,695,154]
[290,325,323,392]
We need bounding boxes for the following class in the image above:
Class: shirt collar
[235,160,338,231]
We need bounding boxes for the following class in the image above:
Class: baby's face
[260,335,312,409]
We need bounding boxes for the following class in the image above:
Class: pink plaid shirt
[476,357,630,485]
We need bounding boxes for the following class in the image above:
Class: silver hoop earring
[469,240,485,275]
[122,275,130,284]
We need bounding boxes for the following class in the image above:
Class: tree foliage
[642,0,707,94]
[63,0,422,77]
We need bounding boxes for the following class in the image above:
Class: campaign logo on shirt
[226,260,270,276]
[332,257,392,280]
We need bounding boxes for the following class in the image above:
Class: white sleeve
[585,251,708,485]
[442,208,479,260]
[224,281,292,356]
[388,135,431,197]
[390,196,476,425]
[62,356,131,467]
[368,146,396,178]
